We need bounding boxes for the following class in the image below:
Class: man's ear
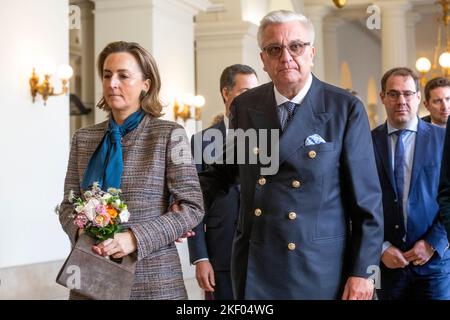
[260,52,267,72]
[222,87,229,104]
[310,46,316,60]
[424,100,430,111]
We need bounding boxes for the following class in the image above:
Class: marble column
[376,0,411,73]
[323,17,344,86]
[302,3,331,80]
[195,20,265,126]
[406,12,421,71]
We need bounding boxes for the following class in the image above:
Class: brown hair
[219,64,257,103]
[424,77,450,101]
[96,41,163,118]
[380,67,419,93]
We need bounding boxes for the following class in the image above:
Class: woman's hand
[92,230,137,259]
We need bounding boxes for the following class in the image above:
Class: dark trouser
[378,266,450,300]
[210,270,234,300]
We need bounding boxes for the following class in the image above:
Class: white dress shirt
[274,73,313,124]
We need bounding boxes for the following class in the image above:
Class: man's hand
[403,240,435,266]
[169,201,196,242]
[175,230,196,243]
[195,260,215,292]
[92,230,137,259]
[170,201,182,213]
[381,245,409,269]
[341,276,374,300]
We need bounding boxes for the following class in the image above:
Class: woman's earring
[139,90,147,100]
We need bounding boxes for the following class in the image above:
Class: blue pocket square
[305,134,326,146]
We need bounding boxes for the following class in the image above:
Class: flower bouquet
[69,182,130,241]
[57,182,136,300]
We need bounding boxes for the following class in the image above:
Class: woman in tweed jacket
[58,41,204,299]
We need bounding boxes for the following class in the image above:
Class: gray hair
[257,10,315,48]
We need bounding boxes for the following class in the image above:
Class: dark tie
[280,101,298,131]
[393,130,407,222]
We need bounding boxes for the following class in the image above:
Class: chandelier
[416,0,450,86]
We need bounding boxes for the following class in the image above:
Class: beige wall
[0,0,71,269]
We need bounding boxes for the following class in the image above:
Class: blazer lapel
[247,84,280,132]
[409,120,429,191]
[373,123,397,193]
[278,76,332,166]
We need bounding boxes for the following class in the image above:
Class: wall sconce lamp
[29,64,73,105]
[174,94,205,122]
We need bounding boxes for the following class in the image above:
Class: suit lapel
[247,84,280,131]
[278,76,332,165]
[373,123,397,193]
[203,119,227,162]
[409,120,429,192]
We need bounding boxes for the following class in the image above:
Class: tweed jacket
[59,114,205,300]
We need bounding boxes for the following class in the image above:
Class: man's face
[380,75,421,128]
[424,86,450,126]
[223,73,258,117]
[259,21,315,96]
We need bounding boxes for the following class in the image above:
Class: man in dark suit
[188,64,258,300]
[439,111,450,245]
[372,67,450,300]
[421,77,450,128]
[198,10,383,300]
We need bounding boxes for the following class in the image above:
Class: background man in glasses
[199,10,383,300]
[372,67,450,300]
[188,64,258,300]
[422,77,450,128]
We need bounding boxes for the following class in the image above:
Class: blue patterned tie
[393,130,407,223]
[280,101,298,131]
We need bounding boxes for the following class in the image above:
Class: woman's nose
[109,75,119,88]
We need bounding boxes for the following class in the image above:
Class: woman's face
[102,52,150,114]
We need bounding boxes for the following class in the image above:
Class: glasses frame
[262,40,311,59]
[385,90,418,101]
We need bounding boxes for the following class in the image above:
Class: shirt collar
[387,116,419,135]
[224,114,229,131]
[274,73,313,106]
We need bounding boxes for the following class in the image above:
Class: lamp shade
[57,64,74,80]
[415,57,432,73]
[439,52,450,69]
[193,95,205,108]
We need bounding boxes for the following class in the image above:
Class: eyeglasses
[385,90,417,101]
[262,41,311,59]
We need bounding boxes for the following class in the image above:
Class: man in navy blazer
[188,64,258,300]
[372,67,450,300]
[421,77,450,128]
[198,10,383,300]
[439,120,450,243]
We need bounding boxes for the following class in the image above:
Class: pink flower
[93,212,110,227]
[95,204,106,215]
[74,214,88,228]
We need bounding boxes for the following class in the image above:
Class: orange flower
[106,205,118,219]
